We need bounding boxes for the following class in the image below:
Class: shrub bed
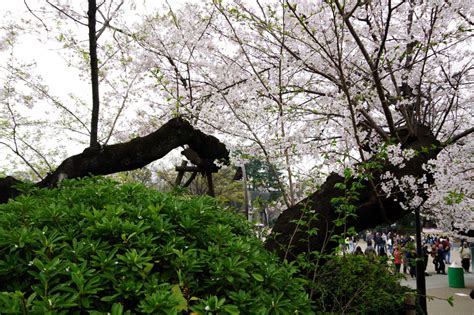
[0,177,311,314]
[309,254,411,314]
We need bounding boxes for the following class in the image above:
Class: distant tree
[245,158,283,193]
[158,165,244,206]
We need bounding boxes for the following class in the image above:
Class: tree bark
[88,0,100,147]
[0,176,23,204]
[0,117,229,202]
[264,125,452,259]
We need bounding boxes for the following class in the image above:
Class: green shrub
[0,177,311,314]
[308,254,411,314]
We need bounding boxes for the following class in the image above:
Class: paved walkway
[362,241,474,314]
[353,240,473,313]
[401,272,474,314]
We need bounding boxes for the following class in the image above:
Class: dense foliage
[0,177,311,314]
[309,254,411,314]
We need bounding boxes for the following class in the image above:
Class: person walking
[376,232,386,256]
[443,238,451,264]
[408,248,417,278]
[402,244,410,274]
[460,242,471,273]
[348,237,355,253]
[431,243,438,273]
[422,244,430,276]
[436,243,446,274]
[387,236,393,255]
[393,245,402,273]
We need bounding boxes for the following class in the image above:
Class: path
[356,240,473,314]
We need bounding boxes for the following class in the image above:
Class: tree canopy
[0,0,472,246]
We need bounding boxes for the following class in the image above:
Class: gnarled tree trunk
[0,117,229,203]
[265,126,448,259]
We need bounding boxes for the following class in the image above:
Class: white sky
[0,1,190,97]
[0,1,191,173]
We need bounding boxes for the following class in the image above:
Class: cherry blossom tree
[131,1,472,252]
[0,0,473,258]
[126,0,473,254]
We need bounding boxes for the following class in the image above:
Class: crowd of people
[344,231,472,277]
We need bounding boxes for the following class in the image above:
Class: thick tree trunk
[88,0,100,147]
[265,126,451,259]
[0,117,229,203]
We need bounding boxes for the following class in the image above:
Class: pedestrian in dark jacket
[436,244,446,274]
[460,242,471,273]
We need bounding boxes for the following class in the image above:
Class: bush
[308,254,411,314]
[0,177,311,314]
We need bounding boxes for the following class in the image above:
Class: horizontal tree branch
[0,117,229,203]
[445,127,474,145]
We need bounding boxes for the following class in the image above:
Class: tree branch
[0,118,229,203]
[334,1,398,138]
[46,0,88,26]
[445,127,474,145]
[24,0,49,31]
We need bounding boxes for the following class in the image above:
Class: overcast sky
[0,1,194,173]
